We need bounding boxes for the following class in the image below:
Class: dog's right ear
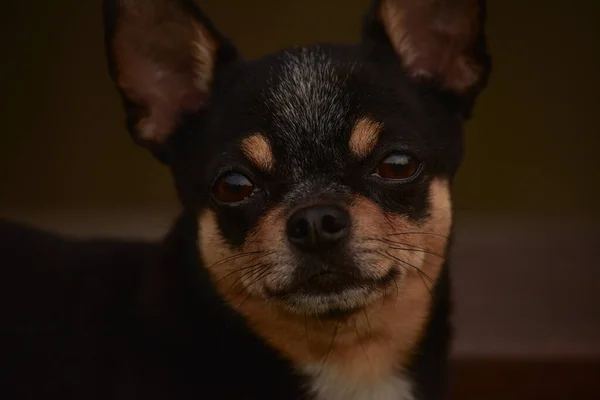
[104,0,238,161]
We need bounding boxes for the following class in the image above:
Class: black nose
[286,205,350,252]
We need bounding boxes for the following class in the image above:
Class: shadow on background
[1,0,599,398]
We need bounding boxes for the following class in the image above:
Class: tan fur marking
[198,178,452,385]
[349,118,383,160]
[240,135,275,172]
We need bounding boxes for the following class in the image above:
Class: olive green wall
[1,0,599,215]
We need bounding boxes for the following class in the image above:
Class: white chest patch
[303,365,415,400]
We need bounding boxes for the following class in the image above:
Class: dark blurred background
[1,0,599,398]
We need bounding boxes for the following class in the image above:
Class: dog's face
[105,0,489,371]
[192,47,460,318]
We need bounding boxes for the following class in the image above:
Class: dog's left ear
[104,0,238,160]
[363,0,490,115]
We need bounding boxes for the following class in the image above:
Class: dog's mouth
[265,268,399,318]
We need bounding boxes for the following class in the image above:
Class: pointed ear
[103,0,238,159]
[363,0,490,108]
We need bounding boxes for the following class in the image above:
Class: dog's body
[0,217,307,399]
[1,1,490,399]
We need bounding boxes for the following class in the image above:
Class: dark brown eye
[212,172,255,204]
[374,153,422,181]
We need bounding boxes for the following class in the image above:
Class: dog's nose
[286,205,350,252]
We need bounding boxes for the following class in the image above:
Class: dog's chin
[266,268,398,320]
[278,289,380,320]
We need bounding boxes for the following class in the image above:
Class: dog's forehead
[264,48,353,141]
[212,45,434,177]
[255,47,359,173]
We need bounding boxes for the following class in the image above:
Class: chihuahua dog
[0,0,490,399]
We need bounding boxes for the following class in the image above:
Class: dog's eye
[212,172,255,204]
[373,153,422,181]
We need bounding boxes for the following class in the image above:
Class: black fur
[0,217,307,399]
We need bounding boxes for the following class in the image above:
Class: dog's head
[105,0,489,370]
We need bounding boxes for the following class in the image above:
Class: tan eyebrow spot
[349,118,383,159]
[240,134,275,172]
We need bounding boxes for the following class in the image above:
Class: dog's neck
[301,266,451,400]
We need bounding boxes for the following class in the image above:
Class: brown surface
[449,358,600,399]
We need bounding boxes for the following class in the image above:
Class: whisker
[207,250,272,269]
[385,231,449,239]
[238,267,273,295]
[382,212,400,235]
[416,270,431,294]
[365,237,446,259]
[387,251,434,293]
[385,250,435,283]
[387,246,446,260]
[378,250,434,294]
[217,261,271,283]
[235,291,252,309]
[315,312,324,330]
[318,321,340,377]
[392,273,400,299]
[353,317,371,369]
[225,263,269,296]
[304,314,310,353]
[362,309,372,340]
[386,247,444,271]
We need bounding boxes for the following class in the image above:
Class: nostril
[289,217,310,240]
[321,214,345,235]
[287,205,350,251]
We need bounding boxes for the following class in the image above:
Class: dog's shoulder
[0,219,158,286]
[0,218,160,328]
[0,219,168,398]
